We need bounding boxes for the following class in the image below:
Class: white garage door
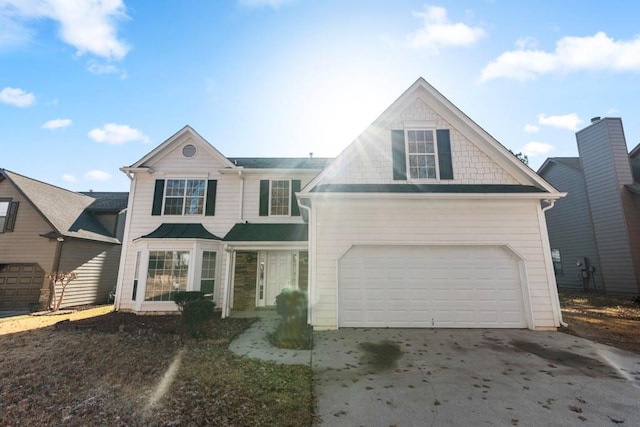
[338,245,527,328]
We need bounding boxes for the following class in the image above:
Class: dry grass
[0,309,313,426]
[559,290,640,354]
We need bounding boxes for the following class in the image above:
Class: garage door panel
[338,245,526,328]
[0,263,44,311]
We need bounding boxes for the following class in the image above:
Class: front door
[259,251,298,306]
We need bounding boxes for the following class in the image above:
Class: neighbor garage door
[338,245,527,328]
[0,264,44,311]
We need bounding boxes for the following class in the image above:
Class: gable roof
[0,169,120,244]
[126,125,236,170]
[303,77,560,195]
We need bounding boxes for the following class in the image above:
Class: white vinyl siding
[310,198,557,330]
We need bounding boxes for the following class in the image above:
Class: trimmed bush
[269,289,312,349]
[173,291,206,311]
[173,291,215,338]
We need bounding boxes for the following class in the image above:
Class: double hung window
[407,130,437,179]
[270,180,290,216]
[164,179,206,215]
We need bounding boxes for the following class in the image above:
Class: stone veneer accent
[232,251,258,310]
[298,251,308,292]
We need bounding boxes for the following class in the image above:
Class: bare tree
[47,272,78,311]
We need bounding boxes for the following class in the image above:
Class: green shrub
[173,291,206,311]
[173,291,215,338]
[269,289,312,349]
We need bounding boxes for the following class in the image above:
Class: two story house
[114,78,565,331]
[0,169,127,311]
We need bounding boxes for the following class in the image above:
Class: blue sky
[2,0,640,192]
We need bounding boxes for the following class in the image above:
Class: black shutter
[151,180,165,216]
[436,129,454,180]
[291,180,301,216]
[259,180,269,216]
[391,130,407,180]
[205,180,217,216]
[5,201,18,232]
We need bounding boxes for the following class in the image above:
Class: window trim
[268,179,291,217]
[162,178,207,216]
[551,248,563,277]
[0,199,10,233]
[404,129,440,181]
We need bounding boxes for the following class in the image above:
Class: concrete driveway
[312,328,640,426]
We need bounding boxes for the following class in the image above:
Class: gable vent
[182,144,197,158]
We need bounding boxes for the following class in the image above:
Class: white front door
[261,251,297,306]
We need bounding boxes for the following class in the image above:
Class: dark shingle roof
[80,192,129,212]
[310,184,547,193]
[1,169,120,243]
[139,223,222,240]
[549,157,581,171]
[224,223,308,242]
[227,157,331,169]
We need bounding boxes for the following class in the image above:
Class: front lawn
[0,310,313,426]
[559,290,640,354]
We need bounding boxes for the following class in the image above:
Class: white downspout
[540,199,568,328]
[238,170,245,222]
[298,197,313,326]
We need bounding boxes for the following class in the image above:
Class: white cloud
[524,124,539,133]
[87,59,127,78]
[407,6,485,53]
[0,87,35,107]
[85,170,111,181]
[521,141,554,157]
[238,0,295,8]
[42,118,72,130]
[481,32,640,82]
[538,113,583,131]
[0,0,129,60]
[88,123,150,144]
[62,173,77,183]
[514,36,537,50]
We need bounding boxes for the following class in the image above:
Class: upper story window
[270,180,290,216]
[0,199,19,233]
[407,130,437,179]
[151,179,217,217]
[392,128,453,181]
[164,179,206,215]
[259,179,301,217]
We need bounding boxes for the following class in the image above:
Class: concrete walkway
[228,310,311,365]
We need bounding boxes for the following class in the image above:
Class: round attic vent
[182,144,197,158]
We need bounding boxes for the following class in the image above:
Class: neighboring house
[115,77,565,331]
[0,169,128,311]
[538,117,640,296]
